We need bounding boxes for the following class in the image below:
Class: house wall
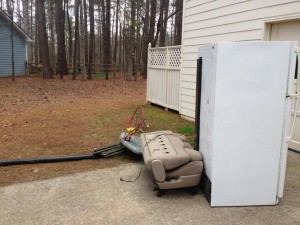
[0,17,26,77]
[181,0,300,118]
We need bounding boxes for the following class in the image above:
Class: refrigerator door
[277,42,298,197]
[203,42,295,206]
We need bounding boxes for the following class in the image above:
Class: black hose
[0,143,127,167]
[0,154,94,166]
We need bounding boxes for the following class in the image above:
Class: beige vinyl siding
[180,0,300,119]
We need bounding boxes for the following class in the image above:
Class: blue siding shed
[0,10,32,78]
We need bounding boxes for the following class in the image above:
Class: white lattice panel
[149,49,167,67]
[147,46,181,111]
[169,47,181,68]
[148,46,181,68]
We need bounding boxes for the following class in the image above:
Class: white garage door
[270,20,300,152]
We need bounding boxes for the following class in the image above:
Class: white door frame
[262,14,300,41]
[262,15,300,154]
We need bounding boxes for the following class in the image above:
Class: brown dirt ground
[0,73,147,186]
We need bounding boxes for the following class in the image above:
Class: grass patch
[141,105,195,144]
[88,104,196,145]
[143,105,194,131]
[95,72,105,78]
[177,126,195,135]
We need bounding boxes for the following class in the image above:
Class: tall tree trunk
[159,0,169,47]
[142,0,150,78]
[55,0,68,78]
[111,4,115,51]
[153,0,166,47]
[174,0,183,45]
[16,0,21,26]
[170,0,175,45]
[103,0,111,80]
[95,8,100,72]
[149,0,157,47]
[66,1,72,66]
[100,0,105,69]
[122,0,127,73]
[48,1,56,73]
[88,0,95,80]
[34,2,39,67]
[23,0,30,33]
[125,0,136,81]
[30,0,34,62]
[131,0,136,81]
[98,5,102,66]
[83,0,88,68]
[6,0,12,15]
[113,0,119,66]
[118,22,122,68]
[79,0,86,79]
[73,0,80,80]
[106,0,111,79]
[36,0,53,79]
[136,0,141,73]
[23,0,31,62]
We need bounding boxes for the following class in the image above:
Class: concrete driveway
[0,151,299,225]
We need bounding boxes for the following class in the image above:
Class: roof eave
[25,38,34,43]
[0,9,33,42]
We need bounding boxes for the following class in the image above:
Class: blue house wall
[0,17,26,77]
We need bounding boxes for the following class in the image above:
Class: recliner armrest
[151,160,166,183]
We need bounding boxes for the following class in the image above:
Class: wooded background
[1,0,183,80]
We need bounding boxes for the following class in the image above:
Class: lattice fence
[169,47,181,68]
[147,46,181,111]
[148,46,181,68]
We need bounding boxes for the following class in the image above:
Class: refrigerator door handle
[287,48,300,142]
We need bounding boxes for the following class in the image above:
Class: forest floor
[0,73,194,187]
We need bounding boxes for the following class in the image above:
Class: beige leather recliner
[140,131,203,196]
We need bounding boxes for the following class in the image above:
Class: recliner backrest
[141,131,191,170]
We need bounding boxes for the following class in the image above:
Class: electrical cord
[120,165,144,182]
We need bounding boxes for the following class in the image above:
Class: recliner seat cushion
[166,161,203,179]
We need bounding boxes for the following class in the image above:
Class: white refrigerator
[197,42,298,207]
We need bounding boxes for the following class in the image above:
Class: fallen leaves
[2,122,12,128]
[0,74,146,186]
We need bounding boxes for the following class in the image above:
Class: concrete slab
[0,152,299,225]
